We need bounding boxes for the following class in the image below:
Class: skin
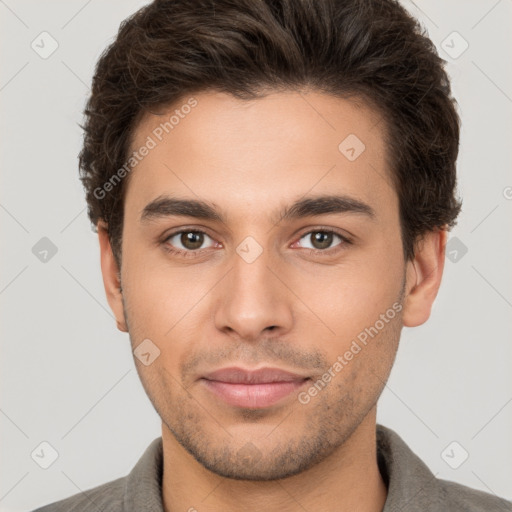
[97,90,446,512]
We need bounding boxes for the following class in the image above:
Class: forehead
[124,90,396,222]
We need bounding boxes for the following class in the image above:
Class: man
[33,0,511,510]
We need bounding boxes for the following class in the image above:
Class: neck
[161,410,387,512]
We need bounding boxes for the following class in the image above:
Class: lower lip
[200,378,309,408]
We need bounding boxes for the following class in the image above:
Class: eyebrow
[139,194,376,224]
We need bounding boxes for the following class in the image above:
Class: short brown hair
[79,0,462,268]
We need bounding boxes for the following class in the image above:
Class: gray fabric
[32,425,511,511]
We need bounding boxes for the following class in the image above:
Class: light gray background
[1,1,511,510]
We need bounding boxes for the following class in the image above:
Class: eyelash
[161,228,352,259]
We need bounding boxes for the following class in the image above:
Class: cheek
[289,259,404,385]
[121,241,211,328]
[329,311,402,396]
[291,255,403,339]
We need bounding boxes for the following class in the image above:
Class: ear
[97,221,128,332]
[402,229,447,328]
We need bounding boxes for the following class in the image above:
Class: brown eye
[165,230,215,252]
[311,231,333,249]
[180,231,204,250]
[298,230,344,251]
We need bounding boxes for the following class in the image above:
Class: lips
[202,366,308,383]
[200,366,310,408]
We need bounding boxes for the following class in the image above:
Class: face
[100,90,438,480]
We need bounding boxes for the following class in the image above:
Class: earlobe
[97,221,128,333]
[402,229,447,328]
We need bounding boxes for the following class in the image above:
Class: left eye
[298,231,344,250]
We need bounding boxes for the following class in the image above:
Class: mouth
[199,367,311,409]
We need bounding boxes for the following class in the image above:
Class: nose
[213,244,294,341]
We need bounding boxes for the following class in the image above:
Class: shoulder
[438,478,512,512]
[31,475,126,512]
[376,425,511,512]
[31,437,164,512]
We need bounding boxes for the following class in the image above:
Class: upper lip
[201,367,309,384]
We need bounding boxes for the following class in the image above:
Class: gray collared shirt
[33,425,511,511]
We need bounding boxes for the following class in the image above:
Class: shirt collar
[124,436,164,511]
[377,425,441,511]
